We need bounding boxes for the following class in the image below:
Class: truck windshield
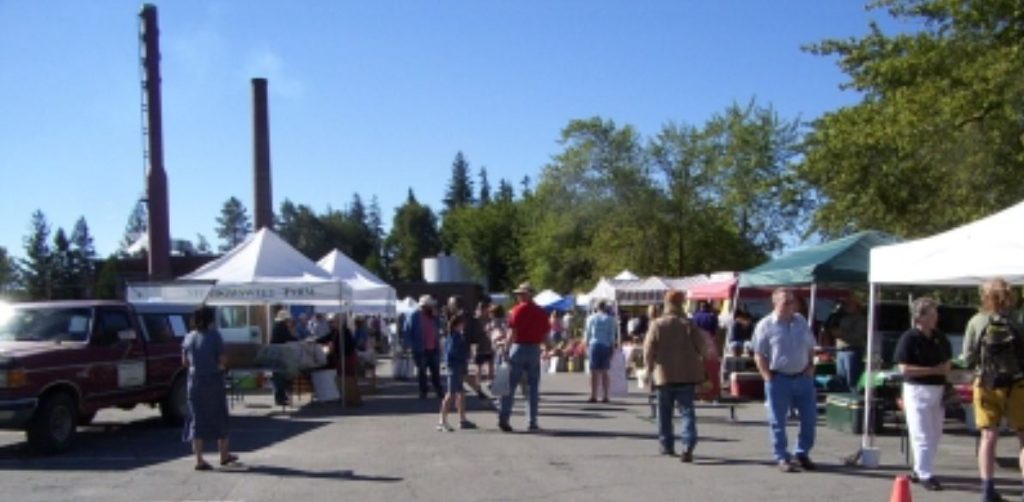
[0,307,92,342]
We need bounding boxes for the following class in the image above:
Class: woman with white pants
[893,297,952,492]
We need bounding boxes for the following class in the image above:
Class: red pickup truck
[0,300,190,453]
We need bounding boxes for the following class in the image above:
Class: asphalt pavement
[0,361,1020,502]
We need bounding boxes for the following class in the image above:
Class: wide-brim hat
[419,295,436,307]
[513,282,535,295]
[275,309,292,322]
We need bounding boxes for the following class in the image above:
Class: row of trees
[3,0,1021,300]
[0,212,98,299]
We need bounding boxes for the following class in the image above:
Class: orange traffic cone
[890,475,912,502]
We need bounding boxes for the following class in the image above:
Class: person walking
[894,297,951,491]
[438,314,475,431]
[752,288,818,473]
[498,282,550,432]
[962,278,1024,502]
[403,295,444,399]
[643,290,706,462]
[181,306,239,471]
[584,301,616,403]
[270,309,298,406]
[473,300,496,387]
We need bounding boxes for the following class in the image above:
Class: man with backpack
[962,278,1024,502]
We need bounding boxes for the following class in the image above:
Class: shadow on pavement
[228,465,402,482]
[0,415,328,471]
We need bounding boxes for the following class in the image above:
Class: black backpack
[977,315,1024,389]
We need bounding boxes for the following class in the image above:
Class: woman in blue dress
[182,306,238,470]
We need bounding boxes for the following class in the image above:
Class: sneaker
[908,472,920,483]
[601,397,610,404]
[527,423,541,432]
[436,423,454,432]
[587,397,597,403]
[777,460,799,473]
[659,446,676,456]
[920,477,942,491]
[459,420,477,430]
[498,422,513,433]
[795,454,816,471]
[981,491,1004,502]
[681,451,693,463]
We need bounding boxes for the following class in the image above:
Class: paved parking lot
[1,363,1021,502]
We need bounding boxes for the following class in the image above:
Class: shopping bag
[609,349,629,398]
[491,360,512,397]
[548,356,560,374]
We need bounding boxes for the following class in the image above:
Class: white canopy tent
[587,277,670,307]
[533,289,563,308]
[318,250,396,315]
[614,270,640,281]
[858,199,1024,463]
[128,229,352,307]
[396,297,419,315]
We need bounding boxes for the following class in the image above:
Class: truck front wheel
[27,392,78,454]
[160,376,188,426]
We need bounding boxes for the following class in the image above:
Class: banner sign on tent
[126,283,213,304]
[127,281,346,306]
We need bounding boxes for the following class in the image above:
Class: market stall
[859,199,1024,464]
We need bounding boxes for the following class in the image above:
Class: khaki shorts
[973,380,1024,430]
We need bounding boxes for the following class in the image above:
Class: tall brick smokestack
[252,78,273,230]
[140,4,171,280]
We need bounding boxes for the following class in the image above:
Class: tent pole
[807,283,818,330]
[860,283,879,453]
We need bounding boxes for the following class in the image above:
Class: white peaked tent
[396,297,419,315]
[871,200,1024,285]
[171,228,352,306]
[614,270,640,280]
[587,277,670,307]
[533,289,563,307]
[856,199,1024,463]
[318,250,397,315]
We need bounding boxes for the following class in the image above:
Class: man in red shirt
[498,282,550,432]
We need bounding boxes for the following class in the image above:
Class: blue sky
[0,1,914,259]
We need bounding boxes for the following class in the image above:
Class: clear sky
[0,1,914,259]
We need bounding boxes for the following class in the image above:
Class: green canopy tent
[736,231,901,326]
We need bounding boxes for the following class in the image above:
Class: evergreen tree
[497,178,515,203]
[195,234,212,255]
[349,193,367,228]
[70,217,96,298]
[443,151,474,214]
[52,228,74,299]
[20,210,53,300]
[215,196,253,251]
[94,256,121,300]
[120,198,148,254]
[520,175,532,198]
[478,167,492,205]
[0,246,19,294]
[366,195,388,279]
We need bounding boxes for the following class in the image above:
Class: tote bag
[491,358,512,397]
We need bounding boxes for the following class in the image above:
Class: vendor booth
[127,228,354,404]
[859,199,1024,464]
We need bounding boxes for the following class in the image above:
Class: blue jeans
[499,344,541,427]
[765,374,816,462]
[413,350,442,397]
[272,372,292,405]
[657,384,697,453]
[836,348,865,392]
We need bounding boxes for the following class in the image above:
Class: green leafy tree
[120,198,147,254]
[800,0,1024,238]
[215,196,254,251]
[20,210,53,300]
[385,189,442,282]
